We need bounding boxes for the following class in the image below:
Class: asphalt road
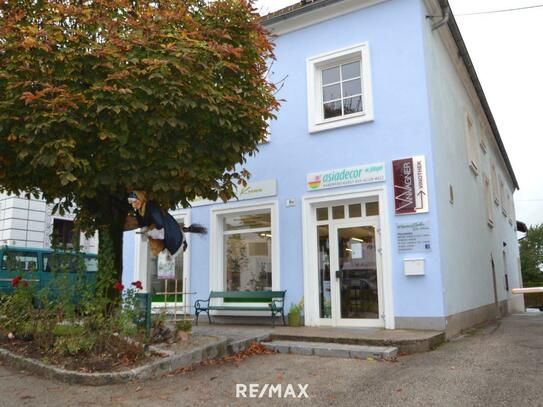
[1,312,542,407]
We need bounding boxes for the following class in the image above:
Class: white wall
[0,193,98,253]
[421,2,523,316]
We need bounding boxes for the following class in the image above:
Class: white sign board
[189,179,277,207]
[397,221,432,253]
[307,163,385,191]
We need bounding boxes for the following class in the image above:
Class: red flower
[21,281,28,288]
[11,275,22,288]
[131,281,143,290]
[113,281,124,292]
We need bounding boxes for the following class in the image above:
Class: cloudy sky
[255,0,543,228]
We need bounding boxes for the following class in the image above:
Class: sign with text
[392,156,429,215]
[189,180,277,207]
[397,221,432,253]
[306,163,385,191]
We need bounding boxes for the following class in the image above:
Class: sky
[254,0,543,228]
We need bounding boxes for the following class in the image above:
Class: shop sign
[397,221,431,253]
[392,156,428,215]
[189,179,277,207]
[306,163,385,191]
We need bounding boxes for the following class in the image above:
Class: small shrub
[54,335,96,356]
[175,320,192,333]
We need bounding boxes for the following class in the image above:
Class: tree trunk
[97,196,130,302]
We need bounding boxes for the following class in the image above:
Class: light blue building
[123,0,523,337]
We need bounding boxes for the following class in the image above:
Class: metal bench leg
[282,311,286,326]
[207,311,212,324]
[195,311,199,326]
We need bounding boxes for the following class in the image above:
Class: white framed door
[329,219,384,327]
[303,190,391,329]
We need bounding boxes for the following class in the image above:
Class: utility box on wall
[404,259,425,276]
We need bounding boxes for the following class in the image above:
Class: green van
[0,245,98,294]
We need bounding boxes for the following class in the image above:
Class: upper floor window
[321,61,362,119]
[490,163,499,205]
[483,174,494,228]
[465,112,480,175]
[499,178,506,216]
[307,43,373,133]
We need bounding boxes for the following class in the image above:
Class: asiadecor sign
[306,163,385,191]
[392,156,429,215]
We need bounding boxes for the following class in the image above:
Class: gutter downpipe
[431,5,450,31]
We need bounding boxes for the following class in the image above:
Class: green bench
[194,290,287,327]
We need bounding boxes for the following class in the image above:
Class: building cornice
[261,0,389,36]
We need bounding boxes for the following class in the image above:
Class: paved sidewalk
[1,313,542,407]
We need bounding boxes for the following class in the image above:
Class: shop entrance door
[329,220,384,327]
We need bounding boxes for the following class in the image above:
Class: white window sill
[309,112,374,133]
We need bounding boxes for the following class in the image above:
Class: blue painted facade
[122,0,521,331]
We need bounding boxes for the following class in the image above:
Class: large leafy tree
[520,224,543,287]
[0,0,277,282]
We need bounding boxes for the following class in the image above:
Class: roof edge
[260,0,519,190]
[439,0,519,189]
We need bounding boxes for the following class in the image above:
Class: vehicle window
[1,251,38,272]
[43,253,85,273]
[84,257,98,273]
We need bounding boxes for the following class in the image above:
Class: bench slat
[208,306,277,311]
[209,290,285,299]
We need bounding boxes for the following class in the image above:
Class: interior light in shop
[351,237,364,243]
[259,233,272,238]
[345,248,353,252]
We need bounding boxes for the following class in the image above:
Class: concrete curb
[269,332,446,354]
[262,341,398,360]
[0,335,234,386]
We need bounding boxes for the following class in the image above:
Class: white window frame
[209,201,280,314]
[134,210,192,311]
[307,43,374,133]
[465,112,480,175]
[490,163,499,205]
[499,178,507,217]
[477,115,488,154]
[483,174,494,228]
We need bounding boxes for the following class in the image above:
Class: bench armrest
[270,298,285,310]
[194,298,210,311]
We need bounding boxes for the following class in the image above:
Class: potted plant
[288,299,304,327]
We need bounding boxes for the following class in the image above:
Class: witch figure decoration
[126,191,207,258]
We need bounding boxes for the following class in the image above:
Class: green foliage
[0,0,277,242]
[288,297,304,318]
[520,224,543,287]
[175,319,192,333]
[0,234,146,359]
[53,334,97,356]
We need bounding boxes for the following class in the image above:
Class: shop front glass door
[330,222,382,325]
